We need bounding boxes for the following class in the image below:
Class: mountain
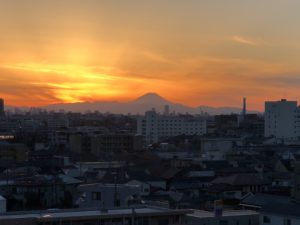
[134,93,170,105]
[43,93,260,115]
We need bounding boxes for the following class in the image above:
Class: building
[76,183,141,208]
[211,173,270,195]
[69,133,143,155]
[90,134,143,154]
[291,161,300,202]
[48,128,69,149]
[264,99,300,141]
[241,193,300,225]
[0,98,4,117]
[137,110,207,144]
[0,174,82,210]
[260,203,300,225]
[0,206,191,225]
[0,142,29,166]
[187,210,259,225]
[200,138,241,161]
[47,114,69,130]
[0,120,20,132]
[0,195,6,213]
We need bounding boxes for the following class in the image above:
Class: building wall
[77,184,141,208]
[291,161,300,201]
[0,214,186,225]
[137,110,207,144]
[147,181,167,190]
[200,138,237,161]
[0,144,28,163]
[47,116,69,130]
[0,218,35,225]
[70,133,143,155]
[264,99,299,139]
[126,180,150,196]
[0,196,6,213]
[260,214,300,225]
[69,134,84,153]
[188,214,259,225]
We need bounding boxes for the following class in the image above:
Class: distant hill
[42,93,260,115]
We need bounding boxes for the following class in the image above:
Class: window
[92,192,101,200]
[263,216,271,224]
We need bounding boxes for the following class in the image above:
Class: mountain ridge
[38,92,260,115]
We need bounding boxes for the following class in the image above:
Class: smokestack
[242,97,246,118]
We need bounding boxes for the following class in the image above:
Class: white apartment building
[137,110,207,144]
[264,99,300,140]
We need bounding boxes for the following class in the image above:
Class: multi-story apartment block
[69,132,143,155]
[137,110,207,144]
[47,114,69,130]
[264,99,300,140]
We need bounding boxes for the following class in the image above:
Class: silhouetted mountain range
[41,93,260,115]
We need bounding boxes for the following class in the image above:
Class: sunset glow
[1,0,300,110]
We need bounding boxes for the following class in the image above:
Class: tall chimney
[242,97,246,119]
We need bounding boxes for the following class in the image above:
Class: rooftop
[0,206,192,221]
[241,193,292,208]
[188,210,258,218]
[241,193,300,218]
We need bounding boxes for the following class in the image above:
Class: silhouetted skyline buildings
[0,98,4,117]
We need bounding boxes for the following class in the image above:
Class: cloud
[141,51,171,63]
[232,35,259,46]
[0,62,174,106]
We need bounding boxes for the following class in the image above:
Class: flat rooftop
[188,210,258,218]
[0,206,192,221]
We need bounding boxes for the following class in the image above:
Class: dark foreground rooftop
[0,206,192,222]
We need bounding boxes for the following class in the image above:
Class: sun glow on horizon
[1,0,300,110]
[1,62,130,105]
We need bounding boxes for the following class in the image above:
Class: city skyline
[1,0,300,110]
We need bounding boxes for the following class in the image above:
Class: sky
[1,0,300,110]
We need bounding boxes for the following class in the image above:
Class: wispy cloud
[141,51,171,63]
[232,35,258,46]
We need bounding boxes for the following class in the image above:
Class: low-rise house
[126,179,151,196]
[200,138,241,161]
[211,173,270,195]
[76,183,141,208]
[2,174,82,210]
[241,193,300,225]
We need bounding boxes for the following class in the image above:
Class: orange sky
[1,0,300,110]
